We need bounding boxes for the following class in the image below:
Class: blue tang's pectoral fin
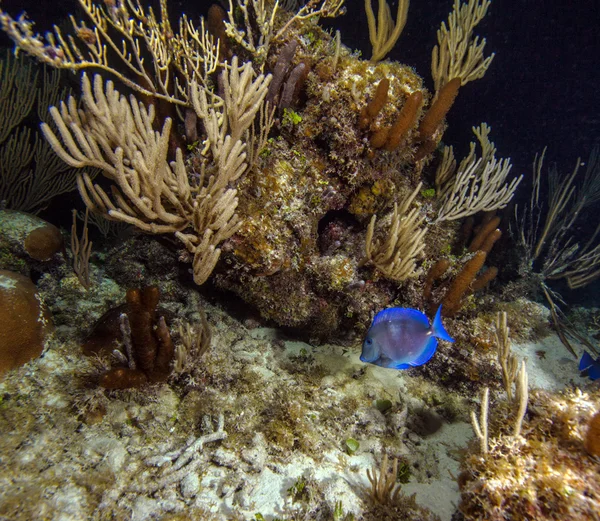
[376,356,404,369]
[390,362,413,370]
[432,305,454,343]
[408,336,438,367]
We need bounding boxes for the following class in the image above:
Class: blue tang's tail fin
[579,351,595,371]
[432,305,454,343]
[580,351,600,380]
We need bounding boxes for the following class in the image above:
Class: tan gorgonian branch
[175,309,212,372]
[515,146,600,289]
[561,237,600,289]
[170,14,221,101]
[247,101,276,172]
[472,323,529,450]
[364,0,410,62]
[40,73,251,285]
[470,387,489,454]
[332,29,342,72]
[0,0,220,106]
[435,151,522,223]
[495,311,518,402]
[513,360,528,438]
[178,57,272,284]
[71,207,93,290]
[436,123,495,200]
[190,56,273,154]
[41,73,193,233]
[366,453,402,504]
[275,0,346,41]
[365,182,427,281]
[431,0,495,95]
[532,151,581,262]
[225,0,279,65]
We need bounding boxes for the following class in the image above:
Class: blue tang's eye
[366,338,373,345]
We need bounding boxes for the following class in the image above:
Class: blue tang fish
[361,305,454,369]
[579,351,600,380]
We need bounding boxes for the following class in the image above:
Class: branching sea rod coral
[364,0,410,63]
[513,145,600,353]
[431,0,495,95]
[0,0,244,106]
[363,182,427,281]
[41,63,270,284]
[435,125,522,222]
[460,388,600,521]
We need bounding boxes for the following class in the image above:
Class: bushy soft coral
[458,388,600,520]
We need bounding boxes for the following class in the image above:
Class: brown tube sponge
[471,266,498,292]
[384,91,423,151]
[418,77,461,141]
[414,138,438,162]
[207,4,230,60]
[468,216,501,252]
[359,78,390,129]
[370,127,390,149]
[424,258,450,301]
[441,251,486,316]
[479,229,502,255]
[585,411,600,457]
[126,287,159,373]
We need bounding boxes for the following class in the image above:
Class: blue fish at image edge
[579,351,600,381]
[360,305,454,370]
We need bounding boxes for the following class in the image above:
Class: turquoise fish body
[360,305,454,369]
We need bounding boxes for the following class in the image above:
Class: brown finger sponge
[0,270,54,377]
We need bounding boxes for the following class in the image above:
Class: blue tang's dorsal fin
[372,307,429,327]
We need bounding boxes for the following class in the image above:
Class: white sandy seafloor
[0,299,590,521]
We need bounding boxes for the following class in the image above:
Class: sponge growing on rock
[0,270,54,377]
[0,210,64,267]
